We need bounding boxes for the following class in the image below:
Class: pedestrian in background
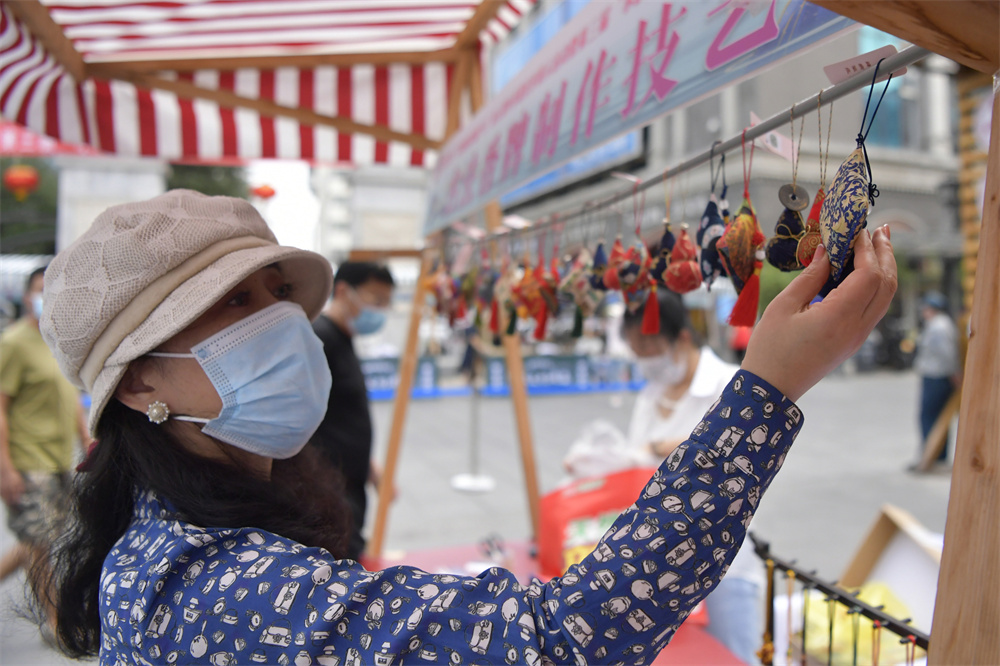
[911,291,960,469]
[309,261,395,561]
[0,266,92,630]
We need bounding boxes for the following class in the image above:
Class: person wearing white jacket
[622,290,763,665]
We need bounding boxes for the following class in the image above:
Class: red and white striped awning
[0,0,534,166]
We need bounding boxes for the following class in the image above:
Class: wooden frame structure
[367,60,543,557]
[3,2,997,662]
[1,0,527,160]
[375,3,999,664]
[805,5,998,662]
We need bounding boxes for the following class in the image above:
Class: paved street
[371,369,951,575]
[0,369,953,664]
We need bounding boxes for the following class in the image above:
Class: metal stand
[451,374,495,493]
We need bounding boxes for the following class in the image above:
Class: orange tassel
[728,260,761,327]
[641,286,660,335]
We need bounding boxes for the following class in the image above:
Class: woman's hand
[741,225,897,403]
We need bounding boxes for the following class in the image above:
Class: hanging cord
[790,103,805,190]
[721,149,728,199]
[800,582,811,666]
[680,172,690,228]
[849,606,861,666]
[786,570,796,665]
[632,179,646,241]
[551,219,563,263]
[742,127,755,199]
[857,58,894,205]
[872,620,882,666]
[710,141,728,200]
[901,635,917,666]
[663,176,675,225]
[826,595,836,666]
[817,91,833,189]
[758,558,776,666]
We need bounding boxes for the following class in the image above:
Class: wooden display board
[840,505,943,632]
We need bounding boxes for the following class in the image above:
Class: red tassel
[533,303,548,340]
[603,266,621,290]
[641,287,660,335]
[728,261,761,327]
[489,299,500,333]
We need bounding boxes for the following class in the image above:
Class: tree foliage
[0,157,59,255]
[166,163,250,199]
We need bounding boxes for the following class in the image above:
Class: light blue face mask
[30,294,43,318]
[148,301,332,459]
[353,307,387,335]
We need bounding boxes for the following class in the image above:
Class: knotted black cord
[857,58,894,206]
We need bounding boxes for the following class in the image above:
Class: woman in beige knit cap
[36,189,897,664]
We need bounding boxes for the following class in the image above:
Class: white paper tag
[823,45,904,86]
[749,111,793,162]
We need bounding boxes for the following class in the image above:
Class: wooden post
[928,82,999,665]
[915,391,961,472]
[368,251,433,560]
[503,333,542,540]
[368,49,471,560]
[483,199,543,541]
[445,52,473,140]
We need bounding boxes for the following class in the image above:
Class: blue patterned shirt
[99,370,802,665]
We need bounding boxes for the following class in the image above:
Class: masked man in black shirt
[310,262,395,559]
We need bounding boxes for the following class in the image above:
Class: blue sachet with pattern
[819,147,869,283]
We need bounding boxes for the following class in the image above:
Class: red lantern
[3,164,40,202]
[251,184,275,199]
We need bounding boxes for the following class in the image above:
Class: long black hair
[42,398,353,658]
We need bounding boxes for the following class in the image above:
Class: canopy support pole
[485,200,542,540]
[368,54,474,559]
[928,79,1000,665]
[368,250,433,560]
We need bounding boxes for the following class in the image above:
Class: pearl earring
[146,400,170,424]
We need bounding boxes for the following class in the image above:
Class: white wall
[53,156,167,250]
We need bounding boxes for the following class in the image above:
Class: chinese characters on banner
[426,0,855,233]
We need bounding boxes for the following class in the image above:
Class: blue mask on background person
[148,301,332,459]
[30,294,43,318]
[353,307,387,335]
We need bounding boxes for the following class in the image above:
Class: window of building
[857,27,923,150]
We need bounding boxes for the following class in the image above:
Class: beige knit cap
[39,189,333,436]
